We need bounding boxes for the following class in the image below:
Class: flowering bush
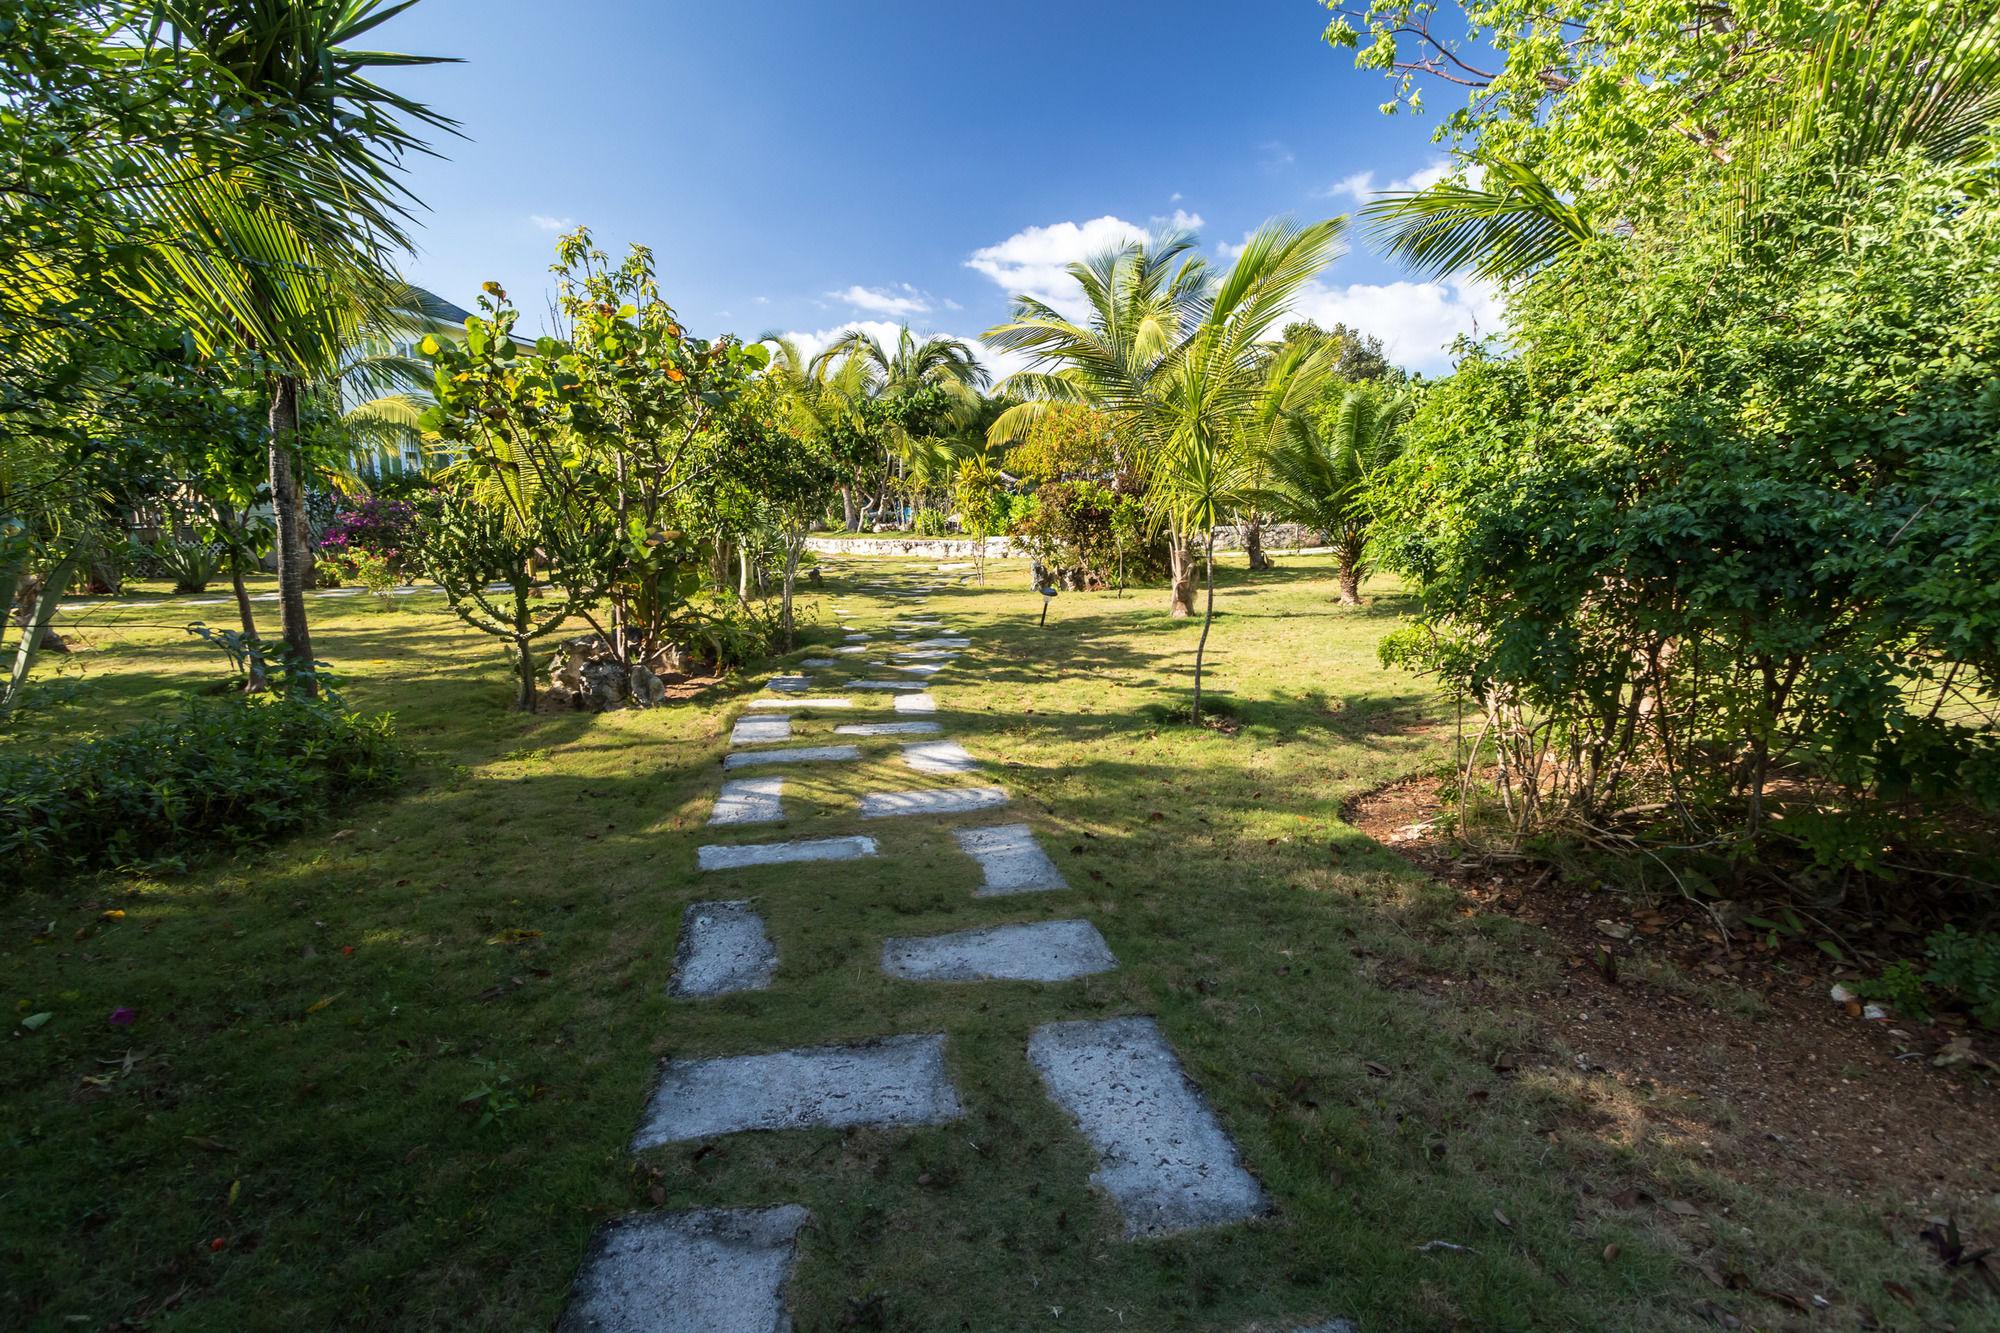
[316,495,418,580]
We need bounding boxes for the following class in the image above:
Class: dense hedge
[0,695,404,883]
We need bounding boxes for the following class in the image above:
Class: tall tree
[1259,382,1411,605]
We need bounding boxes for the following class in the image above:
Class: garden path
[557,572,1341,1333]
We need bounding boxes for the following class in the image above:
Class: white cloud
[1315,170,1377,202]
[829,283,931,317]
[1169,191,1184,203]
[965,215,1151,318]
[1153,208,1205,232]
[752,295,770,306]
[1289,277,1504,375]
[1258,140,1296,172]
[772,319,1034,390]
[528,214,576,232]
[1214,230,1255,262]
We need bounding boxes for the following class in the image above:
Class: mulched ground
[1347,777,2000,1219]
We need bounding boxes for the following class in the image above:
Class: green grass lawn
[3,556,1988,1330]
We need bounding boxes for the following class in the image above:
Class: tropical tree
[1260,383,1411,606]
[812,326,989,527]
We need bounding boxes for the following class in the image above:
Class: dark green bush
[0,695,404,883]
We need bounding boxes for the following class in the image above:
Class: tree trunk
[514,633,536,710]
[842,486,860,532]
[229,559,267,690]
[267,375,317,694]
[1244,513,1272,572]
[738,544,750,600]
[1191,531,1218,722]
[1336,540,1362,606]
[779,526,803,649]
[1168,536,1197,618]
[292,482,318,589]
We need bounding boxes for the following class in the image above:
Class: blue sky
[381,0,1497,374]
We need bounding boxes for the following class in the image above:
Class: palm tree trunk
[779,524,803,649]
[1191,530,1218,722]
[267,374,317,694]
[229,559,267,691]
[1168,534,1197,618]
[1244,512,1272,571]
[1337,533,1363,606]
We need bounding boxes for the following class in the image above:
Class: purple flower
[108,1007,136,1027]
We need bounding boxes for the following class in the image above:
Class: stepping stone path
[883,920,1116,982]
[1028,1016,1271,1237]
[632,1034,961,1148]
[671,902,777,996]
[955,823,1068,894]
[901,740,977,774]
[709,778,785,826]
[860,785,1009,818]
[696,835,874,871]
[720,744,860,770]
[563,571,1276,1329]
[834,720,941,736]
[728,715,791,745]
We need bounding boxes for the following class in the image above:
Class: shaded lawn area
[2,555,1991,1330]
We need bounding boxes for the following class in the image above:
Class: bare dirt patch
[1347,777,2000,1216]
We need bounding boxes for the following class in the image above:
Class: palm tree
[118,1,456,688]
[984,218,1345,639]
[764,334,874,529]
[810,327,989,527]
[1260,384,1411,606]
[982,226,1214,614]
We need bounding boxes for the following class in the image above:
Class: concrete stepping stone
[632,1034,962,1148]
[766,676,810,693]
[859,786,1008,818]
[709,778,785,826]
[910,637,969,648]
[558,1205,808,1333]
[954,823,1068,894]
[893,693,936,714]
[670,901,777,996]
[697,835,876,871]
[729,715,791,745]
[721,744,861,771]
[833,720,941,736]
[749,697,852,709]
[897,664,947,677]
[1027,1016,1270,1237]
[843,633,870,642]
[894,649,957,660]
[835,644,870,656]
[882,920,1116,982]
[800,657,838,667]
[901,740,977,774]
[853,680,926,691]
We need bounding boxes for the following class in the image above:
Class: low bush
[0,694,405,884]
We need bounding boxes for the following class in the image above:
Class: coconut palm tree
[809,327,989,527]
[983,217,1344,634]
[1259,384,1411,607]
[117,1,457,687]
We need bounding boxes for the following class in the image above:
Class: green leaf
[20,1012,52,1030]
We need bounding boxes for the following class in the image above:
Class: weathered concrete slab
[721,744,861,771]
[859,786,1008,819]
[892,693,937,714]
[709,778,785,826]
[882,920,1116,982]
[909,637,970,648]
[833,720,942,737]
[896,663,946,676]
[730,715,792,745]
[1027,1016,1270,1237]
[852,680,927,691]
[632,1034,962,1147]
[842,633,871,642]
[902,741,977,774]
[835,645,870,655]
[893,649,957,660]
[697,835,876,871]
[749,697,852,709]
[670,901,777,997]
[954,823,1068,894]
[800,657,837,668]
[765,676,810,693]
[557,1205,808,1333]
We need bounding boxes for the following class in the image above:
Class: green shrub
[912,507,949,536]
[0,694,404,884]
[148,538,225,593]
[1925,928,2000,1030]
